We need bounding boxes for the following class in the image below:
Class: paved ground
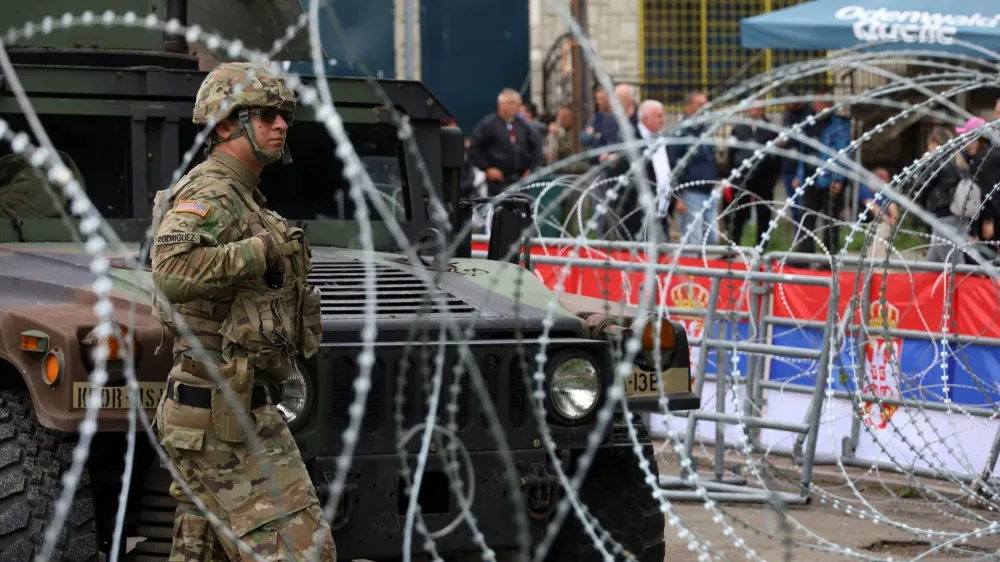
[109,439,999,561]
[655,441,1000,561]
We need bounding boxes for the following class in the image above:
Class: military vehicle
[0,1,700,560]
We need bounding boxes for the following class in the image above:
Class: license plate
[625,368,659,397]
[72,382,166,409]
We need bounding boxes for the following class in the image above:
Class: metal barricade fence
[469,235,1000,502]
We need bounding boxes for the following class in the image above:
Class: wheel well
[0,357,29,394]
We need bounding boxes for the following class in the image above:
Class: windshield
[178,120,410,222]
[0,114,132,220]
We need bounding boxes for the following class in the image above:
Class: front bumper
[626,391,701,412]
[316,449,553,559]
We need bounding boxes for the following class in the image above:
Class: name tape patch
[173,199,211,217]
[155,233,201,246]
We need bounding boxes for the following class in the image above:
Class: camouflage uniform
[150,62,332,562]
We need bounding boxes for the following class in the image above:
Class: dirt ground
[654,440,1000,561]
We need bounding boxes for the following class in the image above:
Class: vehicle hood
[306,248,589,340]
[0,243,153,310]
[0,243,589,339]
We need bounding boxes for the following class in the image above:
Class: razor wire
[2,4,1000,562]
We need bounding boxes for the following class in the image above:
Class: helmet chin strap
[228,109,292,166]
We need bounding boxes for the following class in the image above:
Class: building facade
[528,0,825,115]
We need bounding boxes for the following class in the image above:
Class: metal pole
[570,0,587,155]
[846,281,871,459]
[518,254,834,286]
[683,278,722,470]
[751,262,777,447]
[743,280,765,430]
[660,490,810,505]
[715,320,731,481]
[851,121,861,225]
[403,0,415,80]
[767,250,996,275]
[764,315,1000,347]
[469,234,752,258]
[980,424,1000,483]
[659,475,806,502]
[810,453,1000,487]
[745,378,1000,417]
[687,410,810,434]
[798,281,840,497]
[693,339,820,359]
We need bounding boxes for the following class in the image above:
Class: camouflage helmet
[192,62,296,125]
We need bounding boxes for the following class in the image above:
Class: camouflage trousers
[156,379,337,562]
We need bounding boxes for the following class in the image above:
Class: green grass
[733,217,927,257]
[562,207,928,259]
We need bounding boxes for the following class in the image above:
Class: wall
[528,0,641,112]
[286,0,395,79]
[420,0,530,134]
[276,0,530,135]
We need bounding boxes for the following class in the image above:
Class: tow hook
[316,482,358,530]
[519,463,554,520]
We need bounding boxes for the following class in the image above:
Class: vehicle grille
[324,344,540,453]
[308,258,479,319]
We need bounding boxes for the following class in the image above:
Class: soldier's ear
[215,118,236,141]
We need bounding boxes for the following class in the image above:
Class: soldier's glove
[256,231,283,269]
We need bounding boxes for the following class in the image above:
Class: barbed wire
[2,4,1000,562]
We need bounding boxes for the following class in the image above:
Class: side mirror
[479,192,535,268]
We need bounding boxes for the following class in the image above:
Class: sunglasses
[248,107,294,127]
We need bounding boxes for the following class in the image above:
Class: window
[177,120,409,222]
[0,114,132,220]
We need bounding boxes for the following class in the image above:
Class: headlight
[548,352,601,421]
[278,360,311,427]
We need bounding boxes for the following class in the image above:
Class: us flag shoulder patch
[173,200,211,217]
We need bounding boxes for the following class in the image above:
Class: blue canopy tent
[741,0,1000,55]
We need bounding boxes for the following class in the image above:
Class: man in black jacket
[726,102,781,247]
[467,88,541,198]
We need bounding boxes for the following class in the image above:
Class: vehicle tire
[125,462,176,562]
[547,445,665,562]
[0,391,100,561]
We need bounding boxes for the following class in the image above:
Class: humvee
[0,1,700,560]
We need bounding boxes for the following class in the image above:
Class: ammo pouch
[221,289,299,377]
[285,225,322,360]
[210,356,255,444]
[298,282,322,359]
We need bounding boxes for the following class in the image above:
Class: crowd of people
[459,85,1000,264]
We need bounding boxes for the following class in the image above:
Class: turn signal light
[42,349,64,386]
[20,330,49,353]
[640,318,677,351]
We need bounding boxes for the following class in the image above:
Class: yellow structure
[638,0,830,108]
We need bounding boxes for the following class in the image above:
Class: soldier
[149,62,332,561]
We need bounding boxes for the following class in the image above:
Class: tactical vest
[149,168,322,383]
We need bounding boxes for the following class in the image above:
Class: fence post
[714,319,732,482]
[743,274,771,448]
[845,276,872,459]
[683,277,723,474]
[798,279,840,498]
